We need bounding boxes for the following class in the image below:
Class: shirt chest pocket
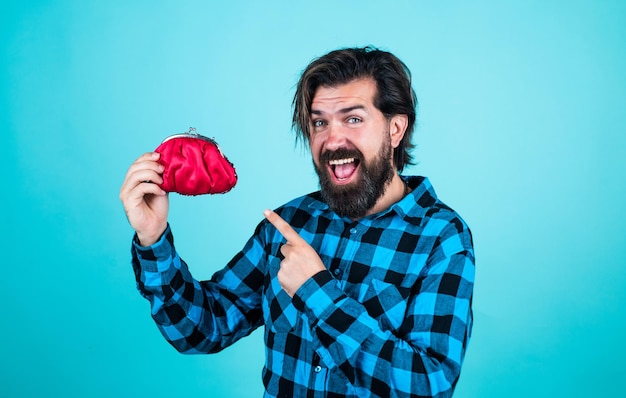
[360,280,410,332]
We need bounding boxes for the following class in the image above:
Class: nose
[323,122,347,151]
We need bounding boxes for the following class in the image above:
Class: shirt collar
[306,176,438,225]
[388,176,438,223]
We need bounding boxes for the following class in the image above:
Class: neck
[363,173,407,218]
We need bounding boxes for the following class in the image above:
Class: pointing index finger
[264,209,305,244]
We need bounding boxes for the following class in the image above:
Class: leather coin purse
[154,127,238,195]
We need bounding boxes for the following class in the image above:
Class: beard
[314,135,395,219]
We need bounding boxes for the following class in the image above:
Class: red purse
[154,127,238,195]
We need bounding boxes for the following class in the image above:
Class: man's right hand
[119,152,169,246]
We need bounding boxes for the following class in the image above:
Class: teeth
[328,158,355,166]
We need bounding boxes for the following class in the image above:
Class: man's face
[309,79,398,219]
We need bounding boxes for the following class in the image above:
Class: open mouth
[328,157,360,183]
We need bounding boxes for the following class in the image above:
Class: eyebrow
[311,105,367,115]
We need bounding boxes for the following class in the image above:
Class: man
[120,46,475,397]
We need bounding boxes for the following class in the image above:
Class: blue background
[2,1,625,397]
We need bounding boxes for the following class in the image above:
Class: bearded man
[120,46,475,398]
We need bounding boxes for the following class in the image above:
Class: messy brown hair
[292,46,417,171]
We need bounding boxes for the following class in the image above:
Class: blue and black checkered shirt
[132,176,475,397]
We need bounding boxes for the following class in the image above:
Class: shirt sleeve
[292,218,475,398]
[131,224,266,354]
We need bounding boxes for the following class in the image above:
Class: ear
[388,114,408,149]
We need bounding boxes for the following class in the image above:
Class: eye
[347,117,362,124]
[312,119,326,128]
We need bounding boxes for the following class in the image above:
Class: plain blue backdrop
[1,1,625,397]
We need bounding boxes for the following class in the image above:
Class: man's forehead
[311,79,376,111]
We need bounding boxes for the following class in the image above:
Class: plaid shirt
[132,176,475,398]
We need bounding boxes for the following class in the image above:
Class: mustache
[320,147,364,163]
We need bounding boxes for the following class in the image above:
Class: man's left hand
[264,209,326,297]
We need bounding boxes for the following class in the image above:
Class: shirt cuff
[131,224,175,272]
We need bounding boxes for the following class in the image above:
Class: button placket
[329,221,361,289]
[312,352,323,373]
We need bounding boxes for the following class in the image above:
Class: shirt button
[333,268,342,277]
[349,227,357,234]
[314,365,322,373]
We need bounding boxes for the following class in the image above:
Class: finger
[136,151,160,162]
[121,168,164,197]
[263,209,305,244]
[120,161,166,200]
[120,177,166,205]
[122,152,163,188]
[131,182,166,203]
[126,152,161,179]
